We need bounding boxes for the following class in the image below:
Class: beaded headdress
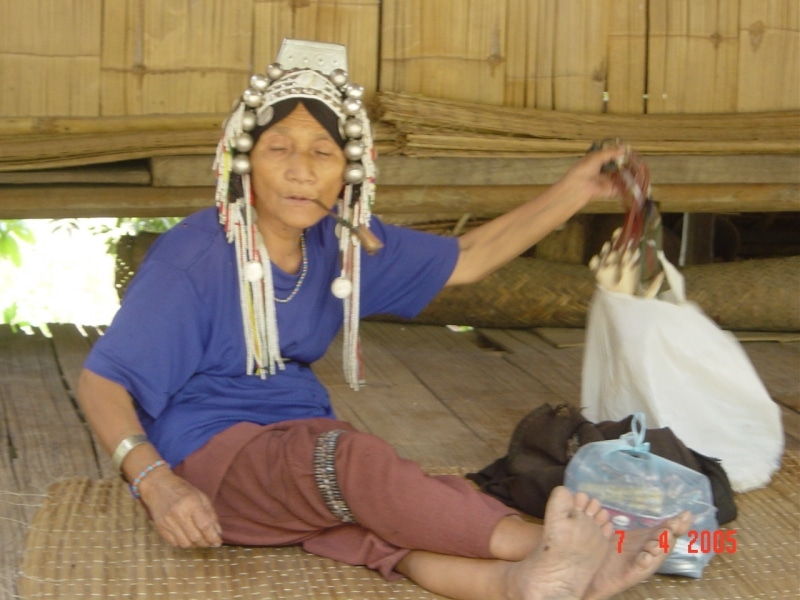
[213,39,378,389]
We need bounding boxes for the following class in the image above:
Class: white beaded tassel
[215,103,284,378]
[338,103,377,390]
[215,104,245,238]
[337,187,358,389]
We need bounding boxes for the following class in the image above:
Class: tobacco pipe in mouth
[309,198,384,255]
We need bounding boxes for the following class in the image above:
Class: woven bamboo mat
[16,456,798,600]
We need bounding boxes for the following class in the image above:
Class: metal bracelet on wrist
[111,434,149,473]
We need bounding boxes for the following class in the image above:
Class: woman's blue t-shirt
[85,207,459,466]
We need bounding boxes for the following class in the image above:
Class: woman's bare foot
[582,512,693,600]
[504,486,613,600]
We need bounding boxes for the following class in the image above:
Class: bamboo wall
[0,0,798,118]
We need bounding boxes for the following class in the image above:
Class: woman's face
[250,103,346,233]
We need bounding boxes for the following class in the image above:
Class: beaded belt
[313,429,357,524]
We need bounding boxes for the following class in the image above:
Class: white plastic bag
[581,252,783,492]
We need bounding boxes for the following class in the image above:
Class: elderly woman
[77,40,689,600]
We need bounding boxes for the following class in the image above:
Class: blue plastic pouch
[564,413,718,578]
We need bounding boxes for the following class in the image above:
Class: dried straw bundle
[377,92,800,157]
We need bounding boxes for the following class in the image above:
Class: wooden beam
[0,162,151,185]
[150,154,800,187]
[0,186,212,218]
[0,183,797,219]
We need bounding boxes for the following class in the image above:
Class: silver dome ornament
[329,68,348,88]
[233,133,254,153]
[342,97,362,116]
[244,261,264,282]
[242,88,263,108]
[343,83,365,100]
[343,162,365,184]
[256,104,274,127]
[231,154,251,175]
[343,140,365,161]
[343,117,363,139]
[330,277,353,299]
[241,111,257,132]
[250,74,270,93]
[266,63,285,81]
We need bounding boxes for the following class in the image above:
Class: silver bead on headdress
[213,39,379,389]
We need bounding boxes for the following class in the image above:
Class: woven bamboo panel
[100,0,254,115]
[606,0,648,114]
[381,0,509,106]
[738,0,800,111]
[410,256,800,331]
[381,0,620,112]
[648,0,740,114]
[548,0,611,113]
[0,0,102,117]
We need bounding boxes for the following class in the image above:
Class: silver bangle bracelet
[111,434,149,473]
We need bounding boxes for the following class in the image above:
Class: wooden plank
[478,328,585,401]
[0,163,151,185]
[0,114,226,136]
[316,325,499,470]
[0,186,211,219]
[46,324,92,402]
[779,405,800,452]
[738,0,800,111]
[378,155,800,185]
[398,134,800,157]
[47,324,115,478]
[742,341,800,412]
[0,129,218,171]
[361,323,554,459]
[0,327,101,493]
[1,181,798,220]
[150,154,800,187]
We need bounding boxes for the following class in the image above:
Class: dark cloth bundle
[467,403,737,524]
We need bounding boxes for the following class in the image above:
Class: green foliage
[0,220,35,268]
[50,216,182,253]
[2,302,30,332]
[0,220,35,327]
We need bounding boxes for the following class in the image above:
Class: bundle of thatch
[0,115,223,171]
[376,92,800,157]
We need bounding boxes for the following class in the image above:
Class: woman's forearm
[445,146,623,286]
[76,368,164,482]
